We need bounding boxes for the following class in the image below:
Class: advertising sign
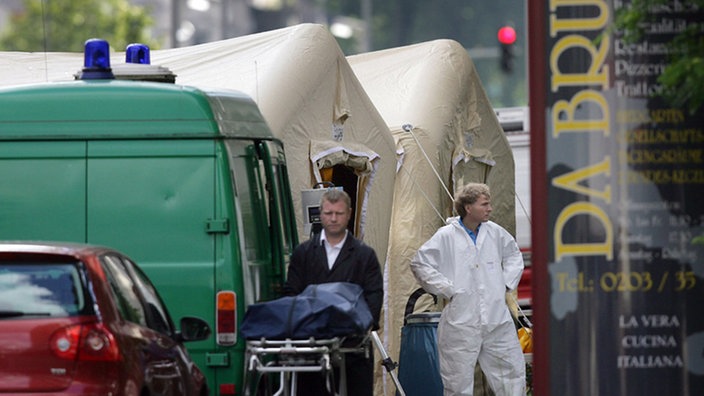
[535,1,704,394]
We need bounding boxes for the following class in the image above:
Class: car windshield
[0,263,86,318]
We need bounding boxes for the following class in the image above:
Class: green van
[0,40,297,395]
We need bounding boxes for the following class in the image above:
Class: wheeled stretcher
[241,331,405,396]
[241,335,367,396]
[239,283,405,395]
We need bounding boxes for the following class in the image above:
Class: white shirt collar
[320,230,348,269]
[320,229,348,247]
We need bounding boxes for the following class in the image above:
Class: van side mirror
[177,316,211,342]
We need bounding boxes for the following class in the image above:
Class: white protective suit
[411,216,525,396]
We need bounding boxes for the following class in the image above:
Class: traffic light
[497,25,516,73]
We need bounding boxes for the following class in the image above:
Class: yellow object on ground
[518,327,533,353]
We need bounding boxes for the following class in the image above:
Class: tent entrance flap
[310,140,380,239]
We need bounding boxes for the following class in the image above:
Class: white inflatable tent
[348,39,517,395]
[0,24,397,269]
[151,24,397,265]
[0,52,79,84]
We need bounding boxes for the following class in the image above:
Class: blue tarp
[240,282,373,340]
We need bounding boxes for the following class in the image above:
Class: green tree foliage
[0,0,158,52]
[616,0,704,114]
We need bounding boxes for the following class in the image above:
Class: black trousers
[295,346,374,396]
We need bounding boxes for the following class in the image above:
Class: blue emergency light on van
[79,38,114,80]
[126,43,150,64]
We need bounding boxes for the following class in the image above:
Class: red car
[0,242,210,395]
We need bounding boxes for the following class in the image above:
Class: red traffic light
[497,26,516,45]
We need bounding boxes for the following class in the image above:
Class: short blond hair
[320,188,351,209]
[454,183,491,217]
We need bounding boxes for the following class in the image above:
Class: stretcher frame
[242,335,367,396]
[242,331,405,396]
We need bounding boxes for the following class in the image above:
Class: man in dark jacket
[283,188,383,396]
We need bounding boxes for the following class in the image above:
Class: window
[0,263,85,317]
[226,139,268,306]
[101,255,147,326]
[123,258,174,336]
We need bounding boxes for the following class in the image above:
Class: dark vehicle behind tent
[0,40,298,395]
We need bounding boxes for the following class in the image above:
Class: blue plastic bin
[397,288,443,396]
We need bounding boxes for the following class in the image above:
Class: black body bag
[240,282,373,340]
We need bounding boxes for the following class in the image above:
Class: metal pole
[221,0,228,40]
[361,0,372,52]
[170,0,180,48]
[370,331,405,396]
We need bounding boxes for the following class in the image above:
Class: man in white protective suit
[411,182,525,396]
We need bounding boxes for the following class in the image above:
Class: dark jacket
[283,232,383,330]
